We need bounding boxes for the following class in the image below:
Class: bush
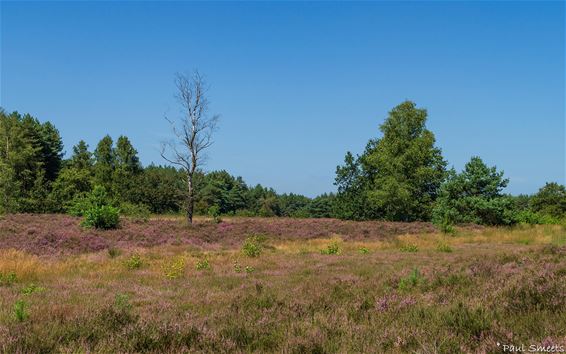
[125,254,143,270]
[321,241,341,255]
[21,283,45,295]
[514,210,560,225]
[195,258,211,271]
[0,272,17,286]
[398,268,423,291]
[13,299,29,322]
[82,205,120,230]
[432,157,516,226]
[108,247,121,258]
[208,205,222,223]
[69,185,114,217]
[120,202,150,223]
[436,242,453,253]
[71,186,120,229]
[163,257,186,279]
[242,235,265,258]
[399,243,419,253]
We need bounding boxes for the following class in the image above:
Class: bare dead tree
[161,71,219,224]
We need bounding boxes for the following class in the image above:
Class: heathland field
[1,215,565,353]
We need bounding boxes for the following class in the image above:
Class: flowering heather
[0,214,565,352]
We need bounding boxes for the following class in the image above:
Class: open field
[1,215,565,353]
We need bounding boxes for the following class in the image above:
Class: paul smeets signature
[497,342,565,353]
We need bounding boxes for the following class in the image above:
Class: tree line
[0,109,334,219]
[1,101,565,227]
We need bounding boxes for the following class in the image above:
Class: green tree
[432,157,514,226]
[38,121,64,182]
[132,165,184,214]
[335,101,447,221]
[69,140,93,170]
[93,135,115,191]
[113,136,142,202]
[308,193,336,218]
[530,182,566,218]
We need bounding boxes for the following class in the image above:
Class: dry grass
[0,216,565,353]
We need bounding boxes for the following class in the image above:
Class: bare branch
[160,70,220,223]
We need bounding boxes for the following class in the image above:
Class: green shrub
[514,210,560,225]
[195,258,211,271]
[21,283,45,295]
[0,272,17,286]
[438,217,455,234]
[108,247,121,258]
[70,186,120,229]
[321,241,341,255]
[125,254,143,270]
[69,185,114,216]
[114,293,133,313]
[68,194,92,217]
[399,243,419,252]
[398,268,423,291]
[436,243,453,253]
[208,205,222,224]
[233,261,242,273]
[245,266,255,274]
[358,246,370,254]
[120,202,150,223]
[13,299,28,322]
[82,205,120,229]
[164,257,186,279]
[242,235,265,258]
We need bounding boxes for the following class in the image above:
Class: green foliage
[195,258,211,271]
[398,268,423,291]
[208,205,222,223]
[133,165,185,214]
[74,186,120,229]
[163,257,186,279]
[13,299,29,322]
[48,167,92,212]
[125,254,143,270]
[514,210,560,225]
[437,215,456,234]
[82,205,120,229]
[0,271,17,286]
[245,266,255,273]
[120,202,150,222]
[0,110,63,213]
[233,261,242,273]
[321,241,341,255]
[114,293,133,313]
[335,101,447,221]
[530,182,566,219]
[21,283,45,295]
[108,247,121,258]
[358,246,370,254]
[432,157,515,226]
[436,242,453,253]
[399,243,419,252]
[93,135,115,191]
[242,235,265,258]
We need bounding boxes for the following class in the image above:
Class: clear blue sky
[1,1,564,197]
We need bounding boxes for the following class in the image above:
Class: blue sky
[1,1,564,197]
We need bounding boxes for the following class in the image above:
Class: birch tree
[161,71,219,224]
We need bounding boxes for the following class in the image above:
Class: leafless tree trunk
[161,71,219,224]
